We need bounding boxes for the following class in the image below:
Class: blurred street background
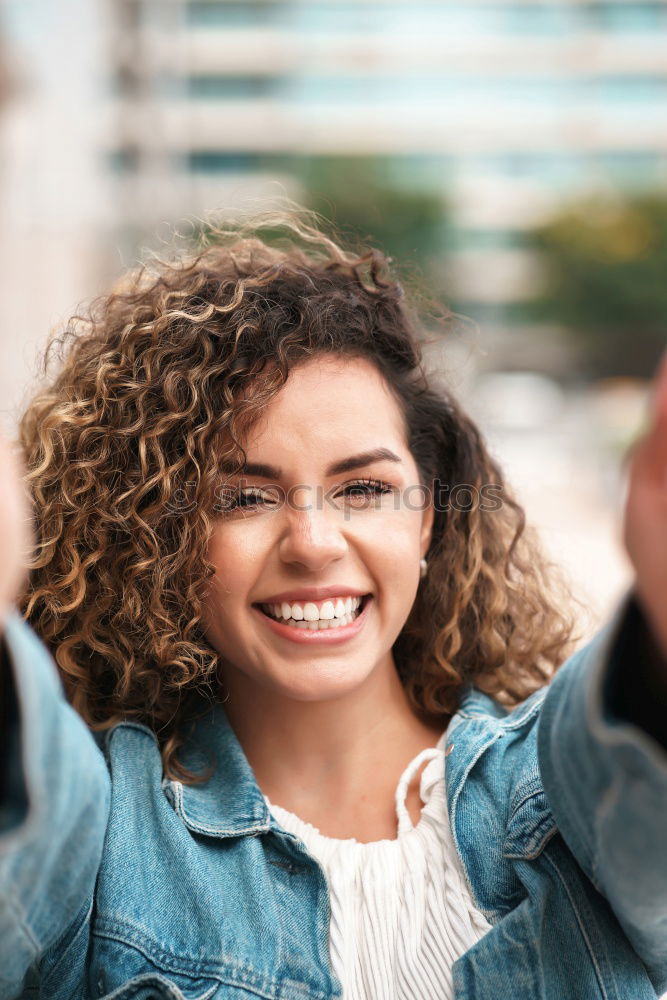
[1,0,666,639]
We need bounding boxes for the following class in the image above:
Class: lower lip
[252,596,373,645]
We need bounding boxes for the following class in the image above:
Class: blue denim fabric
[1,603,666,999]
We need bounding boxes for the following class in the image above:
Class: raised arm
[0,436,111,998]
[538,355,667,993]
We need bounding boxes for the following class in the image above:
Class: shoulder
[446,682,552,844]
[91,719,165,792]
[448,681,549,784]
[446,683,557,918]
[453,682,548,729]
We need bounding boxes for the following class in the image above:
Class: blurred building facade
[0,0,112,425]
[1,0,666,414]
[105,0,667,369]
[1,0,664,628]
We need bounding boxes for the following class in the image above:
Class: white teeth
[263,607,360,629]
[262,595,364,622]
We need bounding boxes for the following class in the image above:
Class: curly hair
[18,208,575,784]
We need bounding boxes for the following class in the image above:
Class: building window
[589,3,667,32]
[186,2,283,28]
[292,3,579,37]
[185,75,277,99]
[596,151,664,187]
[590,76,667,103]
[108,148,140,174]
[187,152,265,172]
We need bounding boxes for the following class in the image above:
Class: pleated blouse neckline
[264,730,448,851]
[263,729,492,1000]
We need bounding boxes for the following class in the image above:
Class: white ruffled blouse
[264,731,493,999]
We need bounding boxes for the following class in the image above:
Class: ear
[419,488,435,559]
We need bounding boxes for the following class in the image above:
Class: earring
[419,557,428,579]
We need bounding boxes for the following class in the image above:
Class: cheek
[204,528,260,612]
[370,503,425,550]
[356,511,423,587]
[200,536,253,660]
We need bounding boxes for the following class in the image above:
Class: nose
[278,488,348,571]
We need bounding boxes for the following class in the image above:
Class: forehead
[248,356,407,449]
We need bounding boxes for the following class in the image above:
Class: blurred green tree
[297,156,450,293]
[531,194,667,378]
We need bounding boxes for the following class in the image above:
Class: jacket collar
[456,684,511,719]
[165,684,544,840]
[445,683,548,818]
[166,698,272,838]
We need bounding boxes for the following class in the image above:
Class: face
[201,355,434,704]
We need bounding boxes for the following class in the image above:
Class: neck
[218,654,447,821]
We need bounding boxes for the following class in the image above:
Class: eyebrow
[227,447,403,479]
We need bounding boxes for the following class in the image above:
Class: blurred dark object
[0,28,17,109]
[531,193,667,378]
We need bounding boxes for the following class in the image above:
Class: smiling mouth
[255,594,372,630]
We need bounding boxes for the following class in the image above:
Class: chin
[263,667,372,704]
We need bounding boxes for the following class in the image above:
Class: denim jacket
[1,602,666,1000]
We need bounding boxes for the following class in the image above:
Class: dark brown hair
[18,210,575,783]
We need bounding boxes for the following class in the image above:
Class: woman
[0,212,666,1000]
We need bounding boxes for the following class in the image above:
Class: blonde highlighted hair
[19,209,575,782]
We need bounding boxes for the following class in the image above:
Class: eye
[340,478,394,506]
[224,488,278,512]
